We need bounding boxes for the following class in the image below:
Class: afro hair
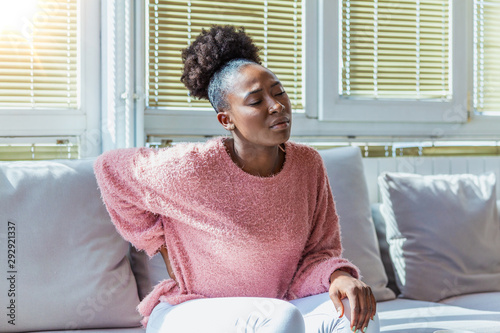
[181,25,261,100]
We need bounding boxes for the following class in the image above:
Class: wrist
[329,268,353,284]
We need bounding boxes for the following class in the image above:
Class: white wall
[363,156,500,203]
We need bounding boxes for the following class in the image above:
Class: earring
[228,124,235,130]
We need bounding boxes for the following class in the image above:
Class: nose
[269,100,285,114]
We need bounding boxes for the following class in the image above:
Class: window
[340,0,450,100]
[314,0,468,124]
[146,0,303,111]
[0,0,78,108]
[474,0,500,115]
[0,0,101,159]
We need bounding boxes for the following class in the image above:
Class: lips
[269,117,290,129]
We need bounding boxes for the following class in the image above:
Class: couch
[0,145,499,333]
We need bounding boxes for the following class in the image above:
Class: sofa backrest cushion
[128,245,171,300]
[0,158,142,332]
[379,172,500,302]
[319,146,396,301]
[370,203,400,296]
[128,245,154,300]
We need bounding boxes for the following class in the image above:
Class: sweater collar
[216,137,292,182]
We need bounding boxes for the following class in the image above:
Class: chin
[273,131,291,145]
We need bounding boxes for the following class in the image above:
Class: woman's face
[221,63,292,148]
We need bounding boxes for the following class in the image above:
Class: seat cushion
[377,298,500,332]
[29,329,145,333]
[0,158,142,332]
[319,146,395,301]
[30,327,146,333]
[440,291,500,313]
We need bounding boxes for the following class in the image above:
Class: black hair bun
[181,25,261,100]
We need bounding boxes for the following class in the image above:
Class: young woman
[94,25,380,333]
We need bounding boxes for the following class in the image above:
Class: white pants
[146,292,380,333]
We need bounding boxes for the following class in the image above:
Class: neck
[227,138,285,177]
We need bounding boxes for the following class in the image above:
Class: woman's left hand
[329,270,376,332]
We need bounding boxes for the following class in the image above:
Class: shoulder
[94,137,224,180]
[139,137,224,176]
[287,141,325,172]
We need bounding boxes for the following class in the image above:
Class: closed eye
[275,91,286,96]
[249,100,262,106]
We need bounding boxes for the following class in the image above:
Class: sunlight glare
[0,0,39,34]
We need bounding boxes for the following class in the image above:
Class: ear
[217,111,234,131]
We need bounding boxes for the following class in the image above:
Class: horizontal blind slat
[0,144,79,161]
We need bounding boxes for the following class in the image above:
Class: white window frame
[296,0,500,138]
[319,0,468,124]
[0,0,101,158]
[135,0,500,142]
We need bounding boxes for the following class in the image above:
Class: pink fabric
[93,137,359,326]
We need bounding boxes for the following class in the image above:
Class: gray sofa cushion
[0,158,142,332]
[370,203,400,296]
[129,247,170,300]
[128,245,154,300]
[440,291,500,313]
[29,329,145,333]
[319,146,395,301]
[372,199,500,299]
[377,298,500,332]
[378,172,500,302]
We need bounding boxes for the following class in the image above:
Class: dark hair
[181,25,261,112]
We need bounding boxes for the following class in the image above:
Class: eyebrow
[244,81,281,100]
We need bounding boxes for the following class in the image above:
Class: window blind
[341,0,451,100]
[147,0,303,110]
[474,0,500,114]
[0,141,78,160]
[0,0,78,109]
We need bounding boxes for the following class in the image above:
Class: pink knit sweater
[93,137,359,325]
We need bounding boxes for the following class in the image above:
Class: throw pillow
[0,158,142,332]
[319,146,396,301]
[378,172,500,302]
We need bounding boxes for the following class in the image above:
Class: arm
[93,148,165,257]
[287,159,359,300]
[288,156,376,331]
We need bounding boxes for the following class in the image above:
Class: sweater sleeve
[287,156,360,300]
[93,148,165,257]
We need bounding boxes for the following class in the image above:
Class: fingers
[348,286,376,332]
[329,291,344,318]
[329,273,377,332]
[371,289,377,320]
[346,292,358,331]
[358,286,373,332]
